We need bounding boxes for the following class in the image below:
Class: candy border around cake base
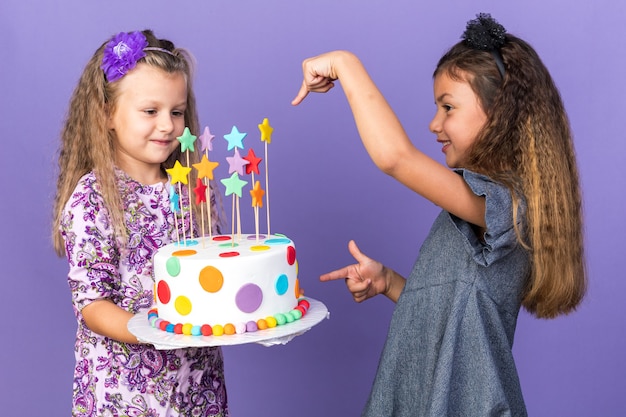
[128,297,329,349]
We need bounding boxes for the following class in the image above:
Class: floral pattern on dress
[61,170,228,417]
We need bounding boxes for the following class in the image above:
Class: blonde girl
[53,30,228,416]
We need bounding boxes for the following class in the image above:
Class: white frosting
[153,234,298,327]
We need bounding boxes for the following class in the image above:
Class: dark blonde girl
[292,13,585,416]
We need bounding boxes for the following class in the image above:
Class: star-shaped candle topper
[258,118,273,144]
[226,148,250,176]
[243,148,262,175]
[250,180,265,208]
[166,160,192,185]
[220,172,248,198]
[169,185,180,213]
[198,126,216,152]
[193,154,220,180]
[177,127,197,152]
[193,178,208,204]
[223,125,247,151]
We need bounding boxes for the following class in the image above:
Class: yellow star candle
[165,161,191,242]
[258,117,273,235]
[166,160,192,185]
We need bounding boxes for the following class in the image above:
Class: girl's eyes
[443,104,453,112]
[143,109,185,116]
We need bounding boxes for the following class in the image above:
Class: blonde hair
[53,30,222,256]
[435,34,586,318]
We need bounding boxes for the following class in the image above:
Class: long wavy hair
[53,29,222,256]
[435,34,586,318]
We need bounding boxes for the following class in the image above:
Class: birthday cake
[148,119,311,337]
[150,234,309,336]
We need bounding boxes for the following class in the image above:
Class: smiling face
[429,71,487,168]
[108,63,188,184]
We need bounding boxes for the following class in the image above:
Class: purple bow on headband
[101,31,148,82]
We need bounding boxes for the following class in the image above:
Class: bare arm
[293,50,485,227]
[81,299,141,344]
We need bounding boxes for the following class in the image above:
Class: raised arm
[293,50,485,227]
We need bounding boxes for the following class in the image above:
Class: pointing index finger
[291,80,310,106]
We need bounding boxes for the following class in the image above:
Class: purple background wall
[1,0,624,415]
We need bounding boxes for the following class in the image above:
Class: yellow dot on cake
[175,296,192,315]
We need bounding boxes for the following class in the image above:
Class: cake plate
[128,297,329,350]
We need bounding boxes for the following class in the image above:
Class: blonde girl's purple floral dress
[60,170,228,417]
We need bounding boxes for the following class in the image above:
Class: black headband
[462,13,507,77]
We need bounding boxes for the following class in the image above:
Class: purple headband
[100,31,176,82]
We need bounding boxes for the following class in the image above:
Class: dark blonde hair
[435,34,586,318]
[53,29,221,256]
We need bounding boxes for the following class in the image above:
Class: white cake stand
[128,297,329,350]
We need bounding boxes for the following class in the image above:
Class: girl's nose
[158,115,174,133]
[429,112,442,134]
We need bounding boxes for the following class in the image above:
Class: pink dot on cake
[219,251,239,258]
[235,323,247,334]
